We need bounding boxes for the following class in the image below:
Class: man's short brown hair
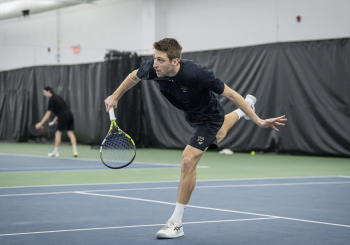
[153,38,182,61]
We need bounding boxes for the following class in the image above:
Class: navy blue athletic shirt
[137,59,225,124]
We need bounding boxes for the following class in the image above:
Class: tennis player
[36,87,78,157]
[104,38,287,239]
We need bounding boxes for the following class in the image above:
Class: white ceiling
[0,0,98,21]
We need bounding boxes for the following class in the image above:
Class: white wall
[278,0,350,42]
[0,0,349,71]
[166,0,279,52]
[0,0,143,71]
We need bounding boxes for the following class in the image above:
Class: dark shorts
[188,120,224,151]
[57,114,74,132]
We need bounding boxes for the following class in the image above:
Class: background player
[36,87,78,157]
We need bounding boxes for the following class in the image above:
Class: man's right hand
[104,95,119,112]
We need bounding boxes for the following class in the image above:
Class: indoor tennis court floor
[1,175,349,245]
[0,153,184,172]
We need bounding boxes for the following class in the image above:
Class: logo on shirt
[197,136,204,145]
[181,86,187,92]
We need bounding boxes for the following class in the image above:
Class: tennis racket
[100,109,136,169]
[29,122,54,136]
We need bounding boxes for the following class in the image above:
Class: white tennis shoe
[48,152,59,157]
[243,94,257,120]
[156,220,184,239]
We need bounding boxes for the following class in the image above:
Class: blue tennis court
[1,176,349,245]
[0,154,186,172]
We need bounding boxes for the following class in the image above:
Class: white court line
[0,153,98,161]
[0,167,183,173]
[83,181,350,193]
[1,181,350,197]
[76,192,350,228]
[76,191,278,218]
[0,176,343,189]
[0,217,275,237]
[0,191,75,197]
[0,153,208,169]
[0,167,105,171]
[338,175,350,178]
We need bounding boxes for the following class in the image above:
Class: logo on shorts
[181,86,187,92]
[197,136,204,145]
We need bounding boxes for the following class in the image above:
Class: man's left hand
[259,115,287,131]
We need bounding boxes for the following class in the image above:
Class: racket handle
[109,108,116,121]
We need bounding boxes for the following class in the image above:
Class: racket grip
[109,108,116,121]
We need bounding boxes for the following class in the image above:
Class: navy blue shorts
[188,120,224,151]
[57,114,74,132]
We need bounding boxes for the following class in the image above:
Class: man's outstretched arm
[221,84,287,131]
[104,69,141,112]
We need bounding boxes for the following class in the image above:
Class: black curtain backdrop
[0,39,349,156]
[141,38,350,157]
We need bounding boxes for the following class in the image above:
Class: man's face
[43,90,51,97]
[153,50,178,77]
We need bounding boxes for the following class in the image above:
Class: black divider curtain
[0,38,349,156]
[141,38,350,156]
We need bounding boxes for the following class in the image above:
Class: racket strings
[101,132,135,168]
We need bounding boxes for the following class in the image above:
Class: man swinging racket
[104,38,287,239]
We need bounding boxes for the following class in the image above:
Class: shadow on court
[1,176,349,245]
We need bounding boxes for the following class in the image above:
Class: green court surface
[0,142,349,187]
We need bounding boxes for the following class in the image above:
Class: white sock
[234,109,245,119]
[170,202,186,223]
[53,147,59,153]
[73,145,77,152]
